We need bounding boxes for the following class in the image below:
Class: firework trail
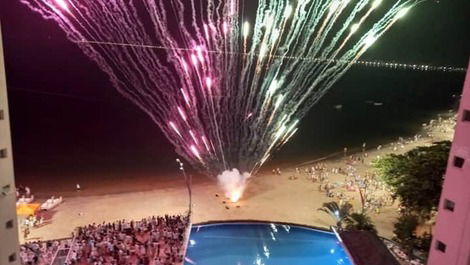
[20,0,423,200]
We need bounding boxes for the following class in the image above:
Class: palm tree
[345,212,378,234]
[318,201,353,229]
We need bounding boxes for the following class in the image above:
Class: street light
[176,158,192,218]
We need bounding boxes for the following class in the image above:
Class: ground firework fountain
[21,0,423,201]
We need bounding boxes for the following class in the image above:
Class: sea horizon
[9,68,461,197]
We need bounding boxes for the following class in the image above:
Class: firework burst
[20,0,423,200]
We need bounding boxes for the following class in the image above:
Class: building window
[0,109,4,120]
[6,219,14,229]
[454,156,465,168]
[436,241,447,253]
[444,199,455,212]
[8,253,16,262]
[2,184,10,195]
[463,109,470,122]
[0,148,7,158]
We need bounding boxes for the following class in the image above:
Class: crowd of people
[281,113,457,216]
[277,113,455,265]
[20,239,73,265]
[384,239,424,265]
[16,186,34,206]
[16,186,64,239]
[18,113,455,265]
[289,159,394,215]
[20,215,190,265]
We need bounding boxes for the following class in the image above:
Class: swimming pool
[184,222,353,265]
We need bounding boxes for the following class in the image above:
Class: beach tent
[16,203,40,216]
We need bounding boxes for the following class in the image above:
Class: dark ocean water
[7,67,464,195]
[275,67,464,164]
[1,0,468,194]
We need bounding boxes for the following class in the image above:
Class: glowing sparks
[181,60,189,74]
[222,22,229,34]
[372,0,382,9]
[395,7,410,20]
[230,190,242,202]
[169,121,182,138]
[259,44,268,58]
[350,23,359,33]
[197,48,204,63]
[243,22,250,38]
[274,94,284,110]
[260,154,270,165]
[364,34,378,48]
[268,80,278,95]
[189,130,199,145]
[271,29,280,42]
[177,107,187,121]
[180,89,191,107]
[329,0,340,13]
[284,5,293,18]
[229,0,236,15]
[205,77,213,90]
[190,145,202,161]
[275,125,287,140]
[201,136,211,152]
[21,0,422,184]
[264,14,274,30]
[288,120,299,132]
[191,54,198,66]
[54,0,69,11]
[203,24,210,39]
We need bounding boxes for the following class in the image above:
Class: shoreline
[18,110,455,243]
[15,107,452,198]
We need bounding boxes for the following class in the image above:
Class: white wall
[0,21,21,265]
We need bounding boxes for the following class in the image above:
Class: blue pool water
[184,223,353,265]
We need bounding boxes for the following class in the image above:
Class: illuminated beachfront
[0,0,469,264]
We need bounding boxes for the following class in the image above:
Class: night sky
[0,0,469,192]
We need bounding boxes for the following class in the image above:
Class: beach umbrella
[16,203,40,216]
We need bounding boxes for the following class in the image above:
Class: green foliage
[373,141,450,216]
[345,212,378,235]
[415,233,432,252]
[318,202,377,234]
[393,214,432,260]
[393,214,418,242]
[318,201,353,229]
[373,141,449,258]
[393,214,419,256]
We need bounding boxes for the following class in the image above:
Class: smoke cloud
[217,169,251,202]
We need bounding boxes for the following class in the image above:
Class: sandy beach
[18,111,456,243]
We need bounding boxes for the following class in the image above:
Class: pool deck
[179,220,193,265]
